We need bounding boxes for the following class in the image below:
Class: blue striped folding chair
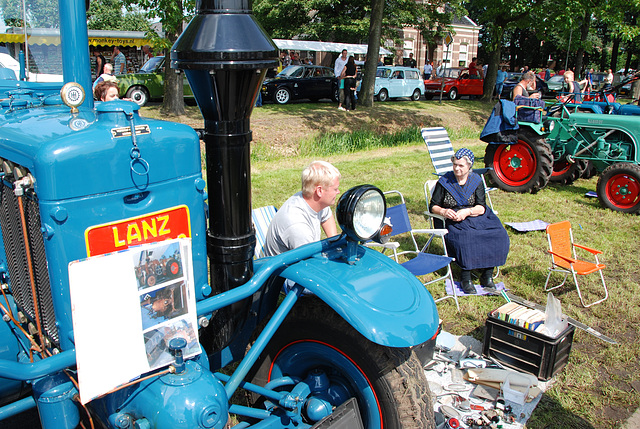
[251,205,277,259]
[368,190,459,310]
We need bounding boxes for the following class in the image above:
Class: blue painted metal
[32,373,80,429]
[0,396,36,420]
[58,0,92,109]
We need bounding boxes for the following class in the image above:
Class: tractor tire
[248,297,434,428]
[146,275,156,287]
[581,161,598,179]
[377,88,389,102]
[485,131,553,193]
[550,159,588,185]
[126,86,150,107]
[596,163,640,213]
[166,258,181,276]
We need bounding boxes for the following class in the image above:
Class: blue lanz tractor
[0,0,439,428]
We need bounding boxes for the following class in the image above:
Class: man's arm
[321,217,338,238]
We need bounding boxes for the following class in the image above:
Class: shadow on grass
[528,395,596,429]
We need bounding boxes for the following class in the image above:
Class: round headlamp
[336,185,386,242]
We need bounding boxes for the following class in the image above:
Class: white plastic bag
[544,292,568,338]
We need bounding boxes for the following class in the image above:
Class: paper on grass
[69,238,200,404]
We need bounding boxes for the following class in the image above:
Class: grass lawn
[143,99,640,429]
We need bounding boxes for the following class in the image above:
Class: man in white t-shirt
[334,49,348,111]
[264,161,340,257]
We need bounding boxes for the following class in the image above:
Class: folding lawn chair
[251,205,277,259]
[545,221,608,307]
[368,190,459,310]
[421,126,496,212]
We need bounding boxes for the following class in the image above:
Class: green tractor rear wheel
[597,163,640,213]
[550,159,588,185]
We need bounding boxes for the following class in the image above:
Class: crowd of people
[91,45,153,101]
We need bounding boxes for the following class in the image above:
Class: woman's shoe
[480,269,496,288]
[460,280,476,294]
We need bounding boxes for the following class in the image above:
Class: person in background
[468,57,483,79]
[142,45,154,65]
[512,71,541,100]
[94,80,120,101]
[429,149,509,294]
[93,63,116,89]
[435,61,444,77]
[495,65,508,99]
[559,70,586,103]
[603,69,614,90]
[423,61,433,80]
[112,46,127,74]
[334,49,348,111]
[404,53,417,68]
[93,50,105,80]
[342,56,358,111]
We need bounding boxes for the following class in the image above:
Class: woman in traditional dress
[429,148,510,294]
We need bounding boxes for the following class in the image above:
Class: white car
[374,66,425,101]
[0,52,63,82]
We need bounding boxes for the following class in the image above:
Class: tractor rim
[605,173,640,209]
[493,141,537,186]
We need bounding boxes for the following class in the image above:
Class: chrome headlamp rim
[336,185,386,242]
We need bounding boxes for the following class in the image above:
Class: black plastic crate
[482,313,575,381]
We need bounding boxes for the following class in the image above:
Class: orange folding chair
[545,221,608,307]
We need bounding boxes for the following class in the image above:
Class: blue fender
[278,243,439,348]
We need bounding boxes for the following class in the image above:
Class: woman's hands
[437,207,483,221]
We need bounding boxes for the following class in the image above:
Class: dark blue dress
[429,172,510,270]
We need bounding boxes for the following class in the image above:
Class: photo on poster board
[69,237,200,403]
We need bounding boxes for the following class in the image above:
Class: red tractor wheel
[597,163,640,213]
[485,131,552,193]
[549,159,587,185]
[167,258,181,276]
[146,275,157,287]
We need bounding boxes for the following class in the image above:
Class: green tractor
[484,102,640,214]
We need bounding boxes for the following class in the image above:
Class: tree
[87,0,150,32]
[1,0,58,28]
[359,0,384,107]
[123,0,195,116]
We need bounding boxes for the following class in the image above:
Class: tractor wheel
[377,88,389,102]
[549,159,588,185]
[596,163,640,213]
[146,275,156,287]
[485,131,553,193]
[411,88,421,101]
[447,87,459,100]
[166,258,181,276]
[248,297,433,428]
[581,161,598,179]
[274,87,291,104]
[126,86,150,107]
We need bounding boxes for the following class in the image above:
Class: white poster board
[69,238,200,404]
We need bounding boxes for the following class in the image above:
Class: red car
[423,67,484,100]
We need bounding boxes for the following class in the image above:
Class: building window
[459,44,468,67]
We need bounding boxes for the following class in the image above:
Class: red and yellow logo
[85,206,191,257]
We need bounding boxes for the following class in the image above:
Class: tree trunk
[610,38,620,71]
[482,48,501,102]
[161,26,185,116]
[574,11,590,78]
[600,29,609,71]
[359,0,384,108]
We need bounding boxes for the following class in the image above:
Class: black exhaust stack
[171,0,278,349]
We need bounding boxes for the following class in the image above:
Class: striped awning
[0,31,154,47]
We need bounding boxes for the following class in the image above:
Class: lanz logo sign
[85,206,191,256]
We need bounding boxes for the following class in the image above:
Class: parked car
[423,67,482,100]
[261,65,338,104]
[544,74,566,98]
[500,72,548,99]
[116,56,194,106]
[375,66,425,101]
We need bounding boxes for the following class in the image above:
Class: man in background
[334,49,348,111]
[112,46,127,75]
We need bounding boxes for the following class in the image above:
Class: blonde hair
[301,161,341,198]
[564,70,574,81]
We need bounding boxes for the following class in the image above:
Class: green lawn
[144,99,640,429]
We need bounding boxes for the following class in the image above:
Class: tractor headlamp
[336,185,386,242]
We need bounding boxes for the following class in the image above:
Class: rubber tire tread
[484,130,552,194]
[247,297,434,429]
[550,159,588,185]
[581,161,598,179]
[596,163,640,213]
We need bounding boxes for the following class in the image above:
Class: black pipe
[171,0,278,349]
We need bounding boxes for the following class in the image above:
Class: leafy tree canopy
[87,0,151,32]
[1,0,59,28]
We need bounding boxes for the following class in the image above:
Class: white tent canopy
[272,39,392,56]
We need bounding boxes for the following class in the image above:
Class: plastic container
[482,312,575,381]
[501,373,529,405]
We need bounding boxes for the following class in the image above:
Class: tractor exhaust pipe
[171,0,278,349]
